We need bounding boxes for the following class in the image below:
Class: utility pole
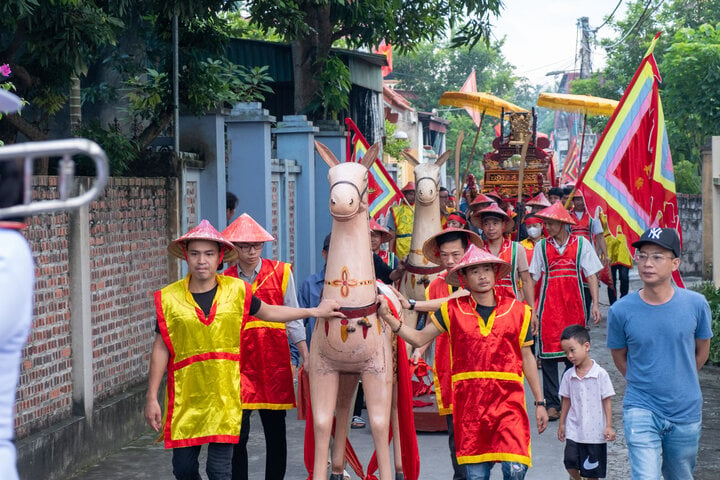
[578,17,592,79]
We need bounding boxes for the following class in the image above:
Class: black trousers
[607,264,630,305]
[232,409,287,480]
[446,414,466,480]
[540,357,573,410]
[173,443,233,480]
[583,285,592,324]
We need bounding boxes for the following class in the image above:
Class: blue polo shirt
[607,287,712,423]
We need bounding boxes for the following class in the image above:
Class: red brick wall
[16,176,174,437]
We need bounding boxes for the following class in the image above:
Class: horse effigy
[309,141,416,480]
[396,149,451,329]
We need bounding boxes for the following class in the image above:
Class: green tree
[383,119,409,159]
[242,0,504,118]
[662,24,720,163]
[390,39,519,112]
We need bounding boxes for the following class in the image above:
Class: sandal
[351,415,366,429]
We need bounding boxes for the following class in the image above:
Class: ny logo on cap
[648,227,662,239]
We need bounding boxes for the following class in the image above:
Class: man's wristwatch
[534,400,547,407]
[408,299,416,311]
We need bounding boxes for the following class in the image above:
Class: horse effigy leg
[361,370,393,480]
[390,382,404,478]
[331,373,359,476]
[310,369,340,480]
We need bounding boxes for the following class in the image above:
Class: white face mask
[527,226,543,239]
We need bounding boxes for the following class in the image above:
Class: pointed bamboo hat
[467,192,496,211]
[445,244,512,287]
[401,181,416,192]
[422,228,484,265]
[526,192,551,208]
[369,218,393,244]
[221,213,275,243]
[477,202,510,221]
[168,219,238,263]
[534,202,577,225]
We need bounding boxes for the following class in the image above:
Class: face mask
[527,226,543,239]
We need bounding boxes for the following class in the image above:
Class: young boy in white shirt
[558,325,616,480]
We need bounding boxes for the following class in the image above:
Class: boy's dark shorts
[564,439,607,478]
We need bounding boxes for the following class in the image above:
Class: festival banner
[575,32,684,286]
[460,69,482,127]
[345,118,404,222]
[561,137,579,184]
[374,40,393,77]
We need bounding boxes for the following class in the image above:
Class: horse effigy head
[315,141,380,221]
[400,149,451,207]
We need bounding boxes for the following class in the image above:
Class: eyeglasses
[237,243,263,253]
[634,252,673,264]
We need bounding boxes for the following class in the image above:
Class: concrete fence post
[68,184,94,424]
[274,115,318,283]
[225,102,275,259]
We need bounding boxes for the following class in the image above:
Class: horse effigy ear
[436,150,452,167]
[400,149,419,167]
[360,143,380,169]
[314,141,340,167]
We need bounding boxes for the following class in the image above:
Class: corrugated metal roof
[226,39,388,88]
[227,39,294,83]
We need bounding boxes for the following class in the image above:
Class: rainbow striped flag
[345,118,404,222]
[577,32,684,286]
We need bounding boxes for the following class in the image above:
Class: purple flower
[0,64,11,77]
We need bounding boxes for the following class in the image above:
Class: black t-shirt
[154,286,261,333]
[373,253,394,285]
[433,301,533,344]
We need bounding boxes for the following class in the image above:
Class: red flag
[561,137,579,184]
[460,69,482,127]
[493,122,501,137]
[374,40,393,77]
[345,118,404,223]
[576,33,684,287]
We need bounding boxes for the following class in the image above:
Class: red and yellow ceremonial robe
[155,274,251,448]
[535,235,587,358]
[224,259,295,410]
[425,274,453,415]
[484,238,521,300]
[432,293,533,466]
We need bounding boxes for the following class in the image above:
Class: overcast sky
[491,0,628,88]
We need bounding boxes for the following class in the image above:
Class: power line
[605,0,659,51]
[593,0,625,33]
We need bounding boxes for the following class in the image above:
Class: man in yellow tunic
[144,220,342,480]
[389,181,416,260]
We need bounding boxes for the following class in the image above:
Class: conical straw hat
[369,218,393,244]
[422,228,484,265]
[221,213,275,243]
[534,202,577,225]
[468,193,496,211]
[445,244,512,287]
[168,219,238,263]
[477,202,510,221]
[526,192,551,208]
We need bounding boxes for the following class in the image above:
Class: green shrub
[694,282,720,365]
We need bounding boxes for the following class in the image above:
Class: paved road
[66,271,720,479]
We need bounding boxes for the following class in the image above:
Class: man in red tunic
[396,228,483,480]
[221,213,307,480]
[379,245,548,479]
[528,202,603,422]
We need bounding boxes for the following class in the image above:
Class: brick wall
[678,193,703,277]
[16,176,174,438]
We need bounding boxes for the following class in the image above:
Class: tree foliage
[568,0,720,192]
[241,0,504,117]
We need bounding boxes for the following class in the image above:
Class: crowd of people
[139,180,712,480]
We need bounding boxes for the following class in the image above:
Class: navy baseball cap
[632,227,681,257]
